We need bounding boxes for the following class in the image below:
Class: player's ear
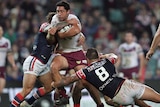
[67,10,70,14]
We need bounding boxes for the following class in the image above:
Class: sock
[10,93,24,107]
[74,104,80,107]
[97,103,104,107]
[27,87,45,105]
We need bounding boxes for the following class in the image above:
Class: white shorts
[23,54,58,76]
[112,79,145,105]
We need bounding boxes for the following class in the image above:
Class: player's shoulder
[2,37,10,43]
[68,14,78,19]
[119,43,126,48]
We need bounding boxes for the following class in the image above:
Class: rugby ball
[59,25,71,33]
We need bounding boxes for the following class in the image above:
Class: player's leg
[0,76,5,103]
[71,80,84,107]
[139,85,160,103]
[134,99,151,107]
[0,67,6,95]
[50,55,69,105]
[104,95,121,107]
[51,55,68,82]
[21,72,54,106]
[10,74,37,107]
[0,77,5,94]
[81,79,104,107]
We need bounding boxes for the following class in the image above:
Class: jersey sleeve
[68,14,82,30]
[76,69,86,79]
[6,39,12,52]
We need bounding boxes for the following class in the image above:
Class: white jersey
[0,37,11,66]
[51,14,83,53]
[118,42,143,69]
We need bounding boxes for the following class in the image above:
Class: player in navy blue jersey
[10,12,58,107]
[52,48,160,106]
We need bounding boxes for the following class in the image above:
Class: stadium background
[0,0,160,106]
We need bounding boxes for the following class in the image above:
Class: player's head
[0,26,3,38]
[86,48,99,63]
[124,30,135,44]
[46,12,56,23]
[56,1,70,21]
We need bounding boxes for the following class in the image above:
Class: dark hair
[86,48,99,60]
[56,1,70,11]
[46,12,56,23]
[125,29,135,35]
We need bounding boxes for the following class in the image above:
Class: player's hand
[146,49,154,60]
[48,27,57,35]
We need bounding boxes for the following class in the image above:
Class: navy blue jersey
[31,32,55,64]
[76,58,125,98]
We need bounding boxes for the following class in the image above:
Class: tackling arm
[146,24,160,60]
[149,24,160,52]
[100,53,118,64]
[52,73,79,88]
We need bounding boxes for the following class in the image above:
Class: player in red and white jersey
[0,26,17,98]
[48,1,103,107]
[116,30,145,82]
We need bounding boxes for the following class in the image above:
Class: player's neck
[89,59,98,65]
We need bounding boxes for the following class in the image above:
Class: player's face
[124,33,134,44]
[0,26,3,38]
[56,6,70,21]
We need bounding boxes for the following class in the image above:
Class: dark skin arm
[58,18,81,38]
[51,73,80,88]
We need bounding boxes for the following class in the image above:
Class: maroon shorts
[0,67,6,79]
[61,50,87,69]
[120,67,139,79]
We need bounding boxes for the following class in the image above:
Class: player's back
[77,58,125,98]
[31,32,55,64]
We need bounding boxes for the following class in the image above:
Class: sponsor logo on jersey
[99,78,113,91]
[76,61,81,64]
[41,55,46,59]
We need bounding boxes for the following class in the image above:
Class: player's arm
[77,32,86,46]
[58,18,81,38]
[7,51,17,71]
[52,73,79,88]
[146,24,160,60]
[138,53,145,81]
[100,53,118,64]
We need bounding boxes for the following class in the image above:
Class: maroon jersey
[76,58,125,98]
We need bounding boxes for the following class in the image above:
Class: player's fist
[146,49,154,60]
[108,53,118,64]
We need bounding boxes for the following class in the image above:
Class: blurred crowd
[1,0,160,81]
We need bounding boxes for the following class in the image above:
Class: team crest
[76,61,81,64]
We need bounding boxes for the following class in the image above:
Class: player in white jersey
[116,30,145,82]
[48,1,103,107]
[146,24,160,60]
[0,26,17,98]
